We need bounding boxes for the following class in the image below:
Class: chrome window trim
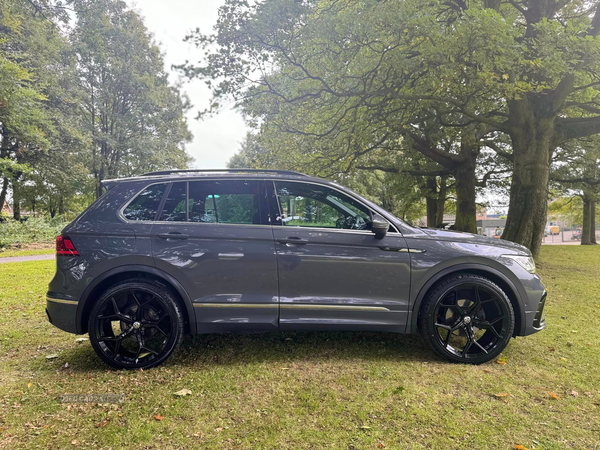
[271,179,400,234]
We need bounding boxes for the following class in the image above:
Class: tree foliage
[182,0,600,256]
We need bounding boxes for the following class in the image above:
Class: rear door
[151,179,279,333]
[268,180,411,331]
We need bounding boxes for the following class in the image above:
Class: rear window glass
[159,182,187,222]
[123,183,166,221]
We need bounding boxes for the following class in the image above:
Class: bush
[0,216,66,249]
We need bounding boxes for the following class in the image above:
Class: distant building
[477,219,506,237]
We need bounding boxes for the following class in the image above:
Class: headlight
[503,255,536,273]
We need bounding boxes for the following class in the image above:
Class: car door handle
[278,237,308,246]
[157,232,189,240]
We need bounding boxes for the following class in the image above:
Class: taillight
[56,235,79,256]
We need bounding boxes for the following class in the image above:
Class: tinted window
[159,182,187,222]
[275,182,372,230]
[189,180,260,225]
[123,183,166,221]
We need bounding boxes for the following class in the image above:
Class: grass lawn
[0,245,54,258]
[0,246,599,449]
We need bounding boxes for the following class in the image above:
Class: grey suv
[47,169,546,369]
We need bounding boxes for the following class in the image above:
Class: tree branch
[354,165,452,177]
[405,131,461,168]
[482,141,513,161]
[556,115,600,142]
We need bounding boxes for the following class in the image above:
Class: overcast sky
[126,0,249,169]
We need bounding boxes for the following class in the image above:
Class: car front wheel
[418,273,515,364]
[88,279,184,370]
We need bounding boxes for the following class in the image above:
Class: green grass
[0,247,599,449]
[0,247,54,258]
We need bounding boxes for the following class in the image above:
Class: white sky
[126,0,249,169]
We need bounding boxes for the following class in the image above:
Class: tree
[0,0,66,218]
[181,0,600,257]
[71,0,192,198]
[552,137,600,245]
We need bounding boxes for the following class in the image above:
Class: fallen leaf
[174,389,192,397]
[571,391,578,397]
[482,369,492,374]
[496,360,507,365]
[549,392,560,400]
[215,427,223,432]
[153,414,163,421]
[494,393,508,398]
[96,418,110,428]
[513,445,530,450]
[359,425,371,430]
[27,383,32,388]
[193,432,203,437]
[548,347,555,352]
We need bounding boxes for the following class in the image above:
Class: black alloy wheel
[88,279,184,370]
[419,273,515,364]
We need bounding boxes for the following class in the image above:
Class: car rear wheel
[88,279,184,370]
[418,274,515,364]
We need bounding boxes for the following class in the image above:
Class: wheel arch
[409,265,524,336]
[76,265,195,335]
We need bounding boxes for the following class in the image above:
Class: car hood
[419,228,531,254]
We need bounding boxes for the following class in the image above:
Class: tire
[88,278,184,370]
[418,273,515,364]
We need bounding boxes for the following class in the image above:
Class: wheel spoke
[472,339,489,354]
[475,320,502,339]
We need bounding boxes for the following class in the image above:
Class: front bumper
[46,295,79,334]
[521,289,547,336]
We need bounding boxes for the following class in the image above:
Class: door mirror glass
[371,214,389,239]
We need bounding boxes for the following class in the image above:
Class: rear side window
[123,183,166,221]
[155,180,261,225]
[160,182,187,222]
[189,180,260,225]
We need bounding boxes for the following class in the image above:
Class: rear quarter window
[123,183,166,221]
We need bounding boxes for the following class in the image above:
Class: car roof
[101,169,336,190]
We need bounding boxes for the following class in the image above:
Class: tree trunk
[0,177,8,212]
[12,181,21,221]
[58,195,65,216]
[436,175,447,227]
[425,177,438,227]
[581,193,596,245]
[453,141,478,234]
[592,200,597,244]
[502,100,554,259]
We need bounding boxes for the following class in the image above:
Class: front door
[151,179,279,333]
[268,180,411,331]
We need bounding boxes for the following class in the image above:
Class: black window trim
[119,178,270,227]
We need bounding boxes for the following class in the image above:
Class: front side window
[123,183,166,221]
[275,181,372,230]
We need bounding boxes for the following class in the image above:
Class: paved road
[0,254,55,264]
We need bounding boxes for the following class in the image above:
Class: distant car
[46,169,547,369]
[550,225,560,235]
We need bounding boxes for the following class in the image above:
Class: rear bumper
[46,295,79,334]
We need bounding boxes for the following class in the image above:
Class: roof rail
[141,168,306,177]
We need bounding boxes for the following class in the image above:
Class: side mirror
[371,214,389,239]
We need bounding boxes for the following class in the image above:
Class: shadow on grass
[39,331,434,373]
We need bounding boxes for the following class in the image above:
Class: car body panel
[46,171,547,341]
